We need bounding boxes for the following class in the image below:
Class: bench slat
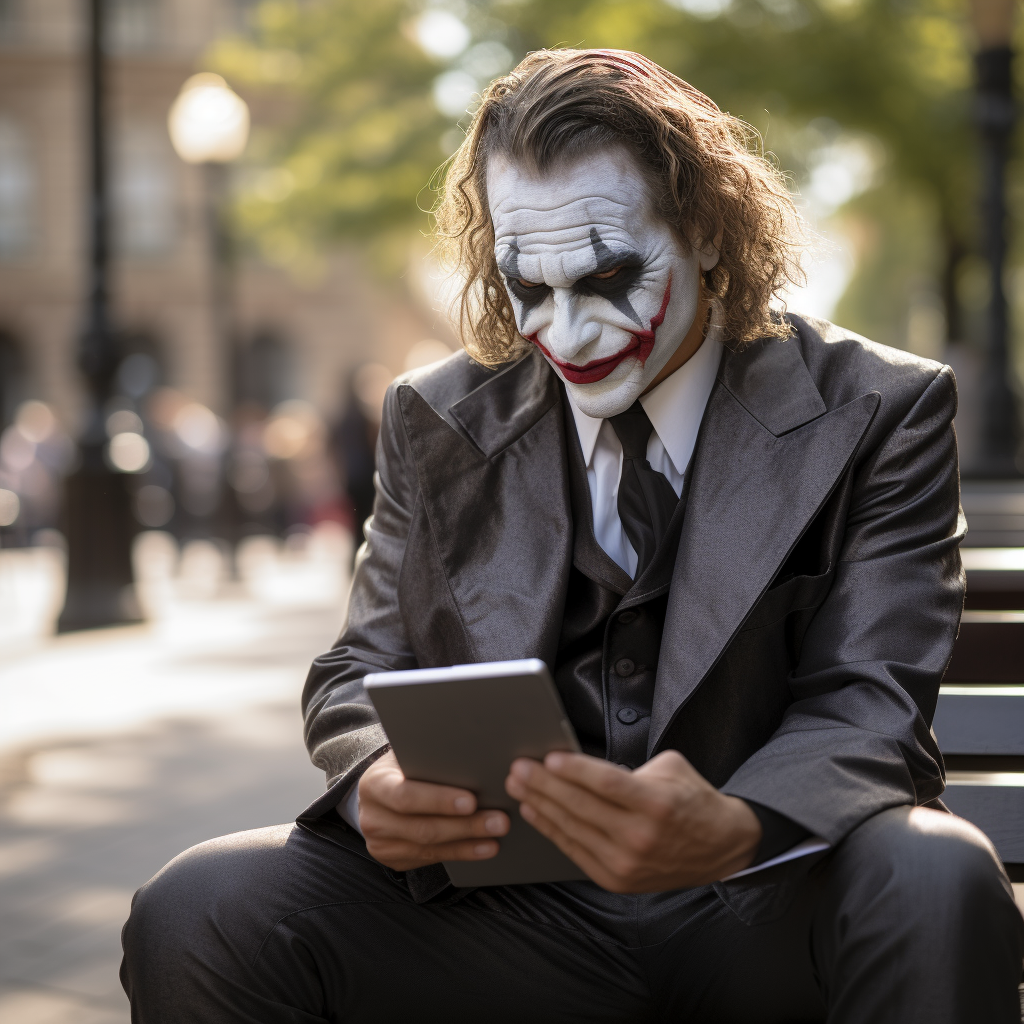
[940,781,1024,864]
[945,616,1024,682]
[933,690,1024,755]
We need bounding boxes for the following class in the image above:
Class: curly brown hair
[433,48,805,365]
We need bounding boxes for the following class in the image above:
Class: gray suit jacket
[301,314,964,853]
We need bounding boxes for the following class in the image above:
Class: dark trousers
[121,806,1023,1023]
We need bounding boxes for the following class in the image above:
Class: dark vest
[554,397,689,769]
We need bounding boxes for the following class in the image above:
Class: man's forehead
[488,149,651,252]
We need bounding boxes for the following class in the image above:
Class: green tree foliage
[499,0,979,346]
[213,0,1002,346]
[213,0,453,271]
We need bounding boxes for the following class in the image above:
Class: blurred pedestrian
[330,362,392,559]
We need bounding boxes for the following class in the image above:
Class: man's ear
[697,228,723,272]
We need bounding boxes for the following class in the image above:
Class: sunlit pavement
[0,527,348,1023]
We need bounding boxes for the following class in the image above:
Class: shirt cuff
[744,799,811,865]
[336,779,362,835]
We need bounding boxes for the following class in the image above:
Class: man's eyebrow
[588,228,641,275]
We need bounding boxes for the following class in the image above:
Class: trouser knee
[839,805,1014,914]
[819,804,1024,993]
[121,824,299,999]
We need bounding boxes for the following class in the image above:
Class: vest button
[614,658,635,677]
[617,707,639,724]
[617,610,638,624]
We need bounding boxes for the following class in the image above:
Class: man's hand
[359,751,510,871]
[505,749,761,892]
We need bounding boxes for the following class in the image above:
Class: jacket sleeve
[721,365,965,844]
[301,382,418,807]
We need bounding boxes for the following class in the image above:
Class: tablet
[364,658,588,887]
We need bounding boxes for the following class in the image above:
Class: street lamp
[168,74,250,166]
[58,0,141,632]
[168,74,250,539]
[168,74,249,385]
[970,0,1020,476]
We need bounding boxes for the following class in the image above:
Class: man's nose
[546,290,600,360]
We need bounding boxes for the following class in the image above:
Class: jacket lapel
[649,338,880,754]
[398,350,573,668]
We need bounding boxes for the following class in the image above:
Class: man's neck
[642,290,711,396]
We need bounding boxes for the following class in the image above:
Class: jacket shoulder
[786,313,952,417]
[393,350,498,425]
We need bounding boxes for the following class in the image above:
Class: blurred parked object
[969,0,1020,475]
[58,0,140,633]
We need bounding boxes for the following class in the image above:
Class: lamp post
[57,0,141,631]
[168,75,250,544]
[168,74,250,414]
[970,0,1020,476]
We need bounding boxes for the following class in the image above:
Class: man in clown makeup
[122,50,1024,1023]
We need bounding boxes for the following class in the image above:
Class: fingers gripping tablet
[364,659,587,886]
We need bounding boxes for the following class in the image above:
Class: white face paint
[487,147,719,419]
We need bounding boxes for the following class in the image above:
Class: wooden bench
[934,482,1024,894]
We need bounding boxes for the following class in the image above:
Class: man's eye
[506,276,550,306]
[591,266,623,280]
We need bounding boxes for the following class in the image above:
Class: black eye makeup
[496,230,649,326]
[573,257,644,302]
[506,276,553,309]
[577,228,645,326]
[498,238,552,312]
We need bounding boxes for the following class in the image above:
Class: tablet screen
[365,659,587,886]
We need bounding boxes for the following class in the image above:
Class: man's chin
[563,365,646,419]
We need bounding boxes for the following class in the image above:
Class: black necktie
[608,402,680,580]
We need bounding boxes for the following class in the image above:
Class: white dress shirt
[564,325,723,576]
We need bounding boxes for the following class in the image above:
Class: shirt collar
[565,322,723,474]
[639,323,723,476]
[566,395,604,466]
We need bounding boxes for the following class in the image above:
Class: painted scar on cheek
[527,275,673,385]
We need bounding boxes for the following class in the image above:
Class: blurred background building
[0,0,1021,595]
[0,0,456,565]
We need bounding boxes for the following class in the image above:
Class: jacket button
[614,658,635,677]
[617,610,637,624]
[617,707,639,724]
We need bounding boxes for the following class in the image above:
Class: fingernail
[485,813,507,835]
[520,802,536,822]
[474,842,496,858]
[453,796,474,814]
[511,759,532,779]
[546,752,565,771]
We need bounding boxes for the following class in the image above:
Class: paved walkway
[0,530,347,1023]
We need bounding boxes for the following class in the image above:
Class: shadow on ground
[0,702,324,1023]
